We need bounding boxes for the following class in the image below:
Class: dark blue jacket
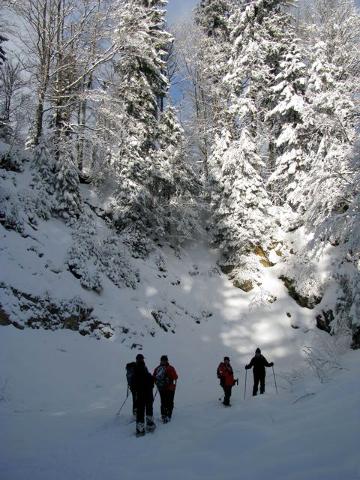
[133,362,154,394]
[246,355,273,376]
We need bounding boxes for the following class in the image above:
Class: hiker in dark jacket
[217,356,236,406]
[132,353,156,436]
[245,348,274,396]
[125,361,137,417]
[153,355,178,423]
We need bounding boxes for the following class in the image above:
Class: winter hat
[136,353,144,361]
[224,356,230,361]
[255,348,261,354]
[160,355,168,362]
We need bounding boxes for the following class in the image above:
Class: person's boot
[136,422,145,437]
[162,415,169,424]
[146,416,156,432]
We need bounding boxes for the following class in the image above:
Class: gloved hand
[245,365,250,370]
[270,362,274,367]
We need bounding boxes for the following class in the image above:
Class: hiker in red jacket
[153,355,178,423]
[217,356,236,406]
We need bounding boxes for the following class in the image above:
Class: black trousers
[130,387,137,415]
[253,373,265,396]
[136,391,154,424]
[159,389,175,419]
[221,385,232,405]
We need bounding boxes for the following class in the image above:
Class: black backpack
[126,362,136,388]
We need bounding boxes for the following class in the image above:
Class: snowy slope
[1,238,359,480]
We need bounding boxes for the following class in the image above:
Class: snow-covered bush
[67,242,103,293]
[0,181,25,234]
[32,140,82,220]
[303,333,350,383]
[121,225,154,259]
[99,235,140,289]
[67,215,139,291]
[0,142,24,172]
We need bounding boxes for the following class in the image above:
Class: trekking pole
[272,366,278,394]
[244,370,247,400]
[116,386,129,416]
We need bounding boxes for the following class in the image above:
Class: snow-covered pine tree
[279,2,360,341]
[265,28,308,206]
[208,126,232,201]
[209,0,288,269]
[53,141,83,219]
[192,0,235,179]
[151,105,200,241]
[284,0,359,233]
[306,0,360,78]
[213,126,274,269]
[297,41,357,236]
[194,0,233,38]
[109,0,173,233]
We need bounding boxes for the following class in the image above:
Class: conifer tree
[266,34,308,206]
[213,127,274,265]
[191,0,235,178]
[209,0,285,263]
[109,0,172,231]
[297,40,357,232]
[194,0,233,38]
[151,106,200,240]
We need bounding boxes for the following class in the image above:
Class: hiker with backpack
[153,355,178,423]
[130,353,156,436]
[245,347,274,396]
[217,356,237,406]
[125,360,137,417]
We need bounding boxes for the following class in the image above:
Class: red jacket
[153,364,178,391]
[217,362,235,387]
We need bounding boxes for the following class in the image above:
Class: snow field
[1,242,359,480]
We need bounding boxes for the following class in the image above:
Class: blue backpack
[155,366,169,389]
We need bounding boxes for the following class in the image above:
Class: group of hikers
[126,354,178,436]
[217,348,274,406]
[125,348,274,436]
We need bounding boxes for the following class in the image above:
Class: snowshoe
[146,416,156,433]
[136,422,145,437]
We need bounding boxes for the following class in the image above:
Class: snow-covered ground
[1,241,359,480]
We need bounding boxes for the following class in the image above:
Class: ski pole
[272,366,278,394]
[116,386,129,416]
[244,370,247,400]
